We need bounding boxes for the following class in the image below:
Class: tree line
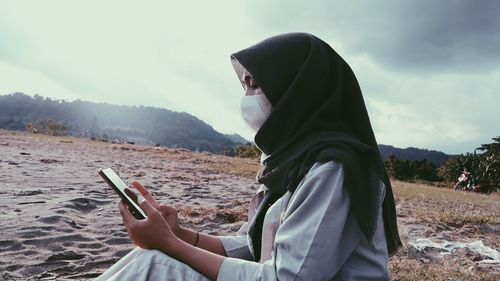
[437,137,499,191]
[231,138,499,192]
[2,93,497,191]
[384,155,441,181]
[385,137,499,192]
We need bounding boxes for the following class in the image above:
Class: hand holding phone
[98,168,147,220]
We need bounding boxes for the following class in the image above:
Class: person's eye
[249,80,259,89]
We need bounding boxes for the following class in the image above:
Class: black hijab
[231,33,401,259]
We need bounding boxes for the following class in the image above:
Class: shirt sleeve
[218,187,267,261]
[217,161,364,281]
[218,224,253,260]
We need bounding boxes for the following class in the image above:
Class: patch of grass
[393,180,500,226]
[178,203,249,225]
[390,256,498,281]
[2,129,261,178]
[185,152,260,178]
[390,245,500,280]
[391,180,500,279]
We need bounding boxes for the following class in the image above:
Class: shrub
[437,137,499,192]
[225,143,261,159]
[30,118,68,136]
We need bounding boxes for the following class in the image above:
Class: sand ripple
[0,130,257,280]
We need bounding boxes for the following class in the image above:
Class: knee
[135,249,206,280]
[138,248,176,263]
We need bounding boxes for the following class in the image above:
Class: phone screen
[98,168,147,220]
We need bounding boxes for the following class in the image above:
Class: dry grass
[1,129,261,179]
[177,201,250,235]
[390,180,500,279]
[178,202,249,224]
[392,180,500,226]
[186,151,260,178]
[390,254,498,281]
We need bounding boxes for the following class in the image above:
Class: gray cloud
[241,0,500,153]
[0,1,498,153]
[247,0,500,73]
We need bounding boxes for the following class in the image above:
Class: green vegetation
[379,144,451,166]
[384,137,499,193]
[225,143,261,159]
[385,154,440,181]
[437,137,499,192]
[26,118,68,136]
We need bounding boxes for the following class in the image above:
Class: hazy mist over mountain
[0,93,242,153]
[0,93,453,164]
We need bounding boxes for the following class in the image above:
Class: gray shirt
[217,161,389,281]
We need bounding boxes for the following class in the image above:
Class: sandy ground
[1,130,499,280]
[0,130,257,280]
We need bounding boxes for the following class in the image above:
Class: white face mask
[240,94,272,132]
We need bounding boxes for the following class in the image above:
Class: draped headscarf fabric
[231,33,401,259]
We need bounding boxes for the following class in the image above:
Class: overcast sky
[1,0,498,154]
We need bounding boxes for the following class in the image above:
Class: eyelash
[243,76,259,90]
[249,83,259,89]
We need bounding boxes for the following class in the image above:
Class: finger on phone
[132,181,159,207]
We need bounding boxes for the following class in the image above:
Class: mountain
[378,144,451,166]
[223,133,249,144]
[0,93,454,161]
[0,93,237,153]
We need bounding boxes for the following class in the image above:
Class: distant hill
[224,133,249,144]
[379,144,451,166]
[0,93,453,161]
[0,93,242,153]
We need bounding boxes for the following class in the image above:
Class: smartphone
[98,168,147,220]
